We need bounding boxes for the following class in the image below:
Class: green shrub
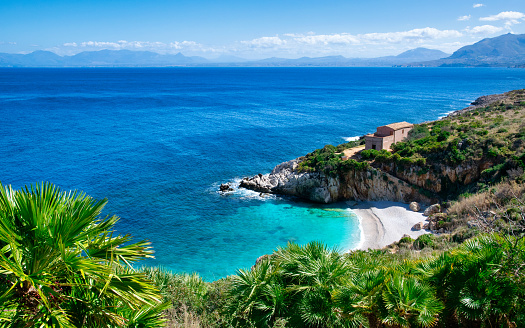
[488,147,500,158]
[414,234,434,250]
[408,125,430,141]
[437,130,451,142]
[399,236,414,244]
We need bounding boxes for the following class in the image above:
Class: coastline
[350,201,429,250]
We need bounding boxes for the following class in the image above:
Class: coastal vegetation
[2,179,524,327]
[0,182,167,327]
[144,231,525,328]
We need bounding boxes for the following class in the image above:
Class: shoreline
[349,201,430,250]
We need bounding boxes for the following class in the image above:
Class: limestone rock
[423,222,429,229]
[409,202,421,212]
[219,183,233,192]
[430,213,447,222]
[429,221,437,231]
[412,222,425,231]
[424,204,441,217]
[239,157,434,204]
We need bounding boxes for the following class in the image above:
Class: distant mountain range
[1,33,524,67]
[0,49,209,67]
[410,33,525,67]
[0,47,448,67]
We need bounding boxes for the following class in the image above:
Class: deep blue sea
[1,67,524,280]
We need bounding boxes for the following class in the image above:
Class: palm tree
[381,274,443,328]
[333,269,387,328]
[0,182,165,327]
[230,258,287,327]
[273,241,349,327]
[418,234,525,328]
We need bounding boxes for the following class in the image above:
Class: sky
[1,0,524,59]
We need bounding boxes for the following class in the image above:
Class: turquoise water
[1,67,524,280]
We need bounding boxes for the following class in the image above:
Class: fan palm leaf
[0,182,164,327]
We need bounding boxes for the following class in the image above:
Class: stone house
[365,122,414,150]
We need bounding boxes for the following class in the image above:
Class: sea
[1,67,524,280]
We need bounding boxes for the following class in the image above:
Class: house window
[402,129,405,134]
[390,131,393,136]
[372,144,376,150]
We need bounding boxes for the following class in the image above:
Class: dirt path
[342,145,365,158]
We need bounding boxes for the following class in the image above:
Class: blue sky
[1,0,524,59]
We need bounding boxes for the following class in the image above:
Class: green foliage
[408,124,430,141]
[0,182,166,327]
[414,234,435,250]
[298,144,369,177]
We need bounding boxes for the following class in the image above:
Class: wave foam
[343,136,360,142]
[212,177,277,201]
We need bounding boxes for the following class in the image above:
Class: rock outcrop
[378,159,494,195]
[423,204,441,217]
[240,158,434,204]
[409,202,421,212]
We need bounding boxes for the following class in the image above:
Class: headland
[238,89,525,249]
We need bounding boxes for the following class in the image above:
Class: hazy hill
[0,47,448,67]
[411,33,525,67]
[0,50,209,67]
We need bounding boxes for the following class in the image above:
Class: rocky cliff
[240,158,434,204]
[240,90,525,204]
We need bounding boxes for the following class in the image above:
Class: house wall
[375,126,395,137]
[382,135,394,150]
[365,135,394,150]
[393,127,413,143]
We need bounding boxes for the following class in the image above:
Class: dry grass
[165,305,203,328]
[448,181,525,217]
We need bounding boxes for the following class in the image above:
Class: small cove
[1,67,525,280]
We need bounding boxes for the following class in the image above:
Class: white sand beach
[350,201,430,250]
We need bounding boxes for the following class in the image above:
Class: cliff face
[378,159,495,195]
[240,158,434,204]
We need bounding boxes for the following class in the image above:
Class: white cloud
[465,24,504,34]
[358,27,462,43]
[458,15,471,21]
[295,34,360,45]
[240,27,462,52]
[473,3,484,8]
[59,40,209,54]
[169,41,200,49]
[480,11,525,23]
[241,36,286,48]
[229,27,464,58]
[480,11,525,21]
[480,11,525,29]
[51,26,469,59]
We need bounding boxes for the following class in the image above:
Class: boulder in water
[220,183,234,192]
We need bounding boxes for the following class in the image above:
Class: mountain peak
[449,33,525,60]
[395,47,448,60]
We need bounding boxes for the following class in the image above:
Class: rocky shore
[447,90,518,117]
[239,91,514,205]
[239,158,433,204]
